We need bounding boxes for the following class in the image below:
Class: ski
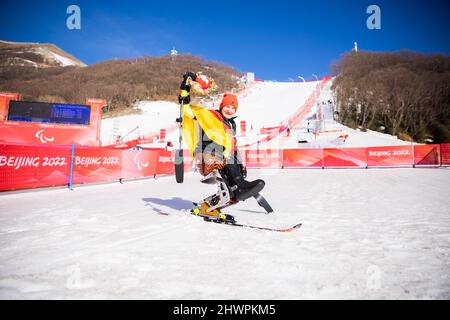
[192,209,301,233]
[219,220,302,233]
[157,208,301,233]
[188,201,298,232]
[194,212,302,232]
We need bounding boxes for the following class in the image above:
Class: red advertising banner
[155,149,175,175]
[72,147,122,184]
[182,149,194,172]
[440,144,450,166]
[366,145,413,167]
[0,121,100,146]
[0,143,71,191]
[2,142,450,192]
[244,149,282,168]
[0,97,104,147]
[121,149,159,179]
[414,144,440,166]
[323,147,367,168]
[282,149,323,168]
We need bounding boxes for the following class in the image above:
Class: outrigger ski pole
[175,100,184,183]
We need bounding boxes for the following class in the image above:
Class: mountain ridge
[0,40,243,115]
[0,40,86,67]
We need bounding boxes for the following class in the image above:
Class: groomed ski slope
[1,168,449,299]
[101,81,319,145]
[236,81,319,130]
[100,81,321,146]
[100,80,412,149]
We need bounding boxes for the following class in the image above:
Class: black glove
[178,81,191,104]
[178,72,197,104]
[183,71,197,82]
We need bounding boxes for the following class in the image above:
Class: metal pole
[179,101,184,149]
[69,143,75,190]
[321,146,325,169]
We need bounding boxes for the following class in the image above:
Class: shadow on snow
[142,197,194,214]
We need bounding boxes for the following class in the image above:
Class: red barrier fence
[121,149,159,179]
[323,147,367,168]
[414,144,441,166]
[282,149,323,168]
[0,143,71,190]
[244,149,283,168]
[280,145,442,169]
[366,145,413,167]
[1,143,448,191]
[0,143,176,191]
[440,144,450,166]
[72,146,123,184]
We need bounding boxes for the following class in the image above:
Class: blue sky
[1,0,449,80]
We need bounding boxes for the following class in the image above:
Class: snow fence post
[321,146,325,169]
[365,146,369,169]
[69,143,75,190]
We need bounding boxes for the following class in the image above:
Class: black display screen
[7,101,91,125]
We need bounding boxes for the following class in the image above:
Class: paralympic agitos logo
[35,130,55,143]
[133,152,149,171]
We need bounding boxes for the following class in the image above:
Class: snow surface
[1,168,449,299]
[100,101,179,145]
[236,81,318,130]
[48,51,78,67]
[11,57,39,68]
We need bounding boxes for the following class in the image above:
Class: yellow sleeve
[182,104,197,156]
[182,104,234,158]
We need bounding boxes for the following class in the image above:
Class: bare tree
[332,51,450,143]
